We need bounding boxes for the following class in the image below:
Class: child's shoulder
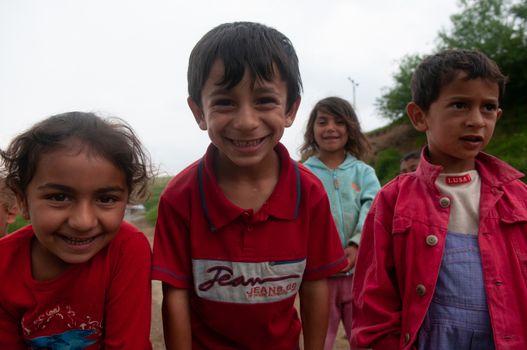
[372,174,418,204]
[296,161,332,198]
[0,225,33,248]
[161,159,201,198]
[0,226,33,278]
[297,161,324,184]
[109,222,151,256]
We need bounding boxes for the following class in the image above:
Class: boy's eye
[483,103,498,112]
[452,102,467,110]
[213,99,234,107]
[256,96,278,105]
[46,193,70,202]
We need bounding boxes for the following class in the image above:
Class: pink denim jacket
[351,150,527,350]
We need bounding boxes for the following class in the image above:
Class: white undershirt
[435,170,481,235]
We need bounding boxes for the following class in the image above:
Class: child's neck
[31,237,70,281]
[215,150,280,212]
[318,150,346,170]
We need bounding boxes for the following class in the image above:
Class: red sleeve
[104,226,153,350]
[303,191,347,281]
[0,230,29,349]
[0,305,26,349]
[151,193,192,288]
[351,190,403,349]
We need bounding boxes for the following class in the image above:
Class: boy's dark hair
[0,111,153,202]
[187,21,302,111]
[299,96,371,162]
[411,49,507,111]
[401,150,420,163]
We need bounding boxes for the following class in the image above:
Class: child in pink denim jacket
[351,49,527,350]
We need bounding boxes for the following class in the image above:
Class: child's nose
[68,201,98,232]
[232,104,259,130]
[325,121,337,130]
[466,109,486,128]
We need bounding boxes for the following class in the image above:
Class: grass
[144,176,172,226]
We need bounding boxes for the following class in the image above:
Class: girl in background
[300,96,380,349]
[0,175,19,237]
[0,112,153,349]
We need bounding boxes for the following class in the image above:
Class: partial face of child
[0,203,17,237]
[313,112,349,156]
[22,144,128,278]
[407,73,501,173]
[400,158,419,174]
[188,59,300,171]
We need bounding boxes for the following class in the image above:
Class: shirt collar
[198,143,300,232]
[414,146,524,189]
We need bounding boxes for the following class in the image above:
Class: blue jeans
[418,232,495,350]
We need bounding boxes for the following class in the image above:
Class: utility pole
[347,77,359,109]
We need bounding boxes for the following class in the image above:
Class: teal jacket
[304,154,380,248]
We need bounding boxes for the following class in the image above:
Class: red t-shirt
[0,222,152,349]
[152,143,346,349]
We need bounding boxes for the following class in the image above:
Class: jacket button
[426,235,438,246]
[439,197,451,208]
[416,284,426,296]
[404,332,411,344]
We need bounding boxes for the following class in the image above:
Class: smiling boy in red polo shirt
[152,22,347,349]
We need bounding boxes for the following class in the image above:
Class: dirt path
[134,218,349,349]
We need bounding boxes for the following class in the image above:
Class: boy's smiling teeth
[231,137,265,147]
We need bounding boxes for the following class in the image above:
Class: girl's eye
[97,195,119,204]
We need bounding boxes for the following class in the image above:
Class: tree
[438,0,527,116]
[375,54,421,121]
[375,0,527,123]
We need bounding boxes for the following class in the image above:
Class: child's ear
[6,206,18,225]
[497,108,503,121]
[187,97,207,131]
[406,102,428,132]
[285,97,301,128]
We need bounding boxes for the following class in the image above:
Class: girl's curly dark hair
[1,111,154,203]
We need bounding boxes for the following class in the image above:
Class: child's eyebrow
[95,186,127,194]
[37,183,126,193]
[208,86,231,97]
[253,86,280,95]
[37,183,73,192]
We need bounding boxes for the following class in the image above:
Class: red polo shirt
[152,143,346,349]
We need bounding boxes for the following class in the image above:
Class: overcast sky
[0,0,459,175]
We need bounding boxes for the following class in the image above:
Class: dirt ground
[135,218,349,349]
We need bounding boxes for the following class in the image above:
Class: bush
[374,148,403,185]
[144,176,172,226]
[486,127,527,177]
